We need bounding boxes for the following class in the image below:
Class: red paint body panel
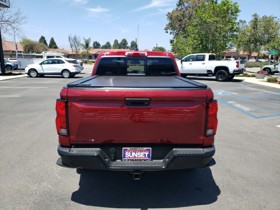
[65,88,210,145]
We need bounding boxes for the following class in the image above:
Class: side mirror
[181,59,183,64]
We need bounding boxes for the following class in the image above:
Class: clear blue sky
[7,0,280,51]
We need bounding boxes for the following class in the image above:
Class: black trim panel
[57,145,215,171]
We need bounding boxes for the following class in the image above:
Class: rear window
[196,55,205,61]
[96,57,176,76]
[146,58,176,76]
[96,57,127,75]
[209,54,216,61]
[66,59,79,64]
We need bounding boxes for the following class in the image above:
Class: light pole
[0,0,11,74]
[0,20,11,74]
[0,27,5,74]
[13,28,18,60]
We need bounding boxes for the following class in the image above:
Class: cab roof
[98,50,174,58]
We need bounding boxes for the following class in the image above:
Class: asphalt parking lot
[213,82,280,119]
[0,67,280,210]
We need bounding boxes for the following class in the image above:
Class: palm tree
[81,38,91,60]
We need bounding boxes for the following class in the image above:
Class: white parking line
[227,101,255,112]
[0,95,21,98]
[0,87,48,89]
[276,125,280,128]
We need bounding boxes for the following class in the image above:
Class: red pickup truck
[56,51,218,179]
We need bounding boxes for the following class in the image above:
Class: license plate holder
[122,147,152,161]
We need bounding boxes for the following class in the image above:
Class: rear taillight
[56,99,68,136]
[236,61,240,68]
[206,100,218,136]
[73,64,78,67]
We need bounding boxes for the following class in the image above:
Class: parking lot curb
[237,77,280,89]
[0,74,27,81]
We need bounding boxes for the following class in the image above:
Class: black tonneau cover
[67,76,208,89]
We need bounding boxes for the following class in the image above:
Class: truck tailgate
[66,76,209,145]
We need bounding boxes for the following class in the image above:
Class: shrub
[267,77,278,83]
[245,62,269,68]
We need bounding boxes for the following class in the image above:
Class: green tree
[236,14,280,58]
[39,36,48,46]
[93,41,101,49]
[21,38,48,53]
[269,37,280,59]
[167,0,240,58]
[81,38,91,50]
[261,16,280,53]
[101,41,111,49]
[119,39,128,49]
[165,0,203,36]
[81,38,91,60]
[130,40,138,50]
[112,39,120,49]
[236,20,254,57]
[48,37,58,49]
[81,51,91,59]
[153,46,166,52]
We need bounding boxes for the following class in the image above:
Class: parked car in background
[261,62,279,75]
[44,54,83,66]
[7,58,19,66]
[25,58,83,78]
[4,58,18,70]
[258,59,268,62]
[176,53,245,81]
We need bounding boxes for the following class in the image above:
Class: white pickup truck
[176,53,245,81]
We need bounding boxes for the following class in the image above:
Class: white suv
[25,58,83,78]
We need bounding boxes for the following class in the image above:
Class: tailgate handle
[125,98,151,106]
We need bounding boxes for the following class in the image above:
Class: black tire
[228,74,235,80]
[61,70,71,78]
[28,69,38,78]
[5,65,12,71]
[263,68,271,75]
[181,73,187,78]
[215,70,229,81]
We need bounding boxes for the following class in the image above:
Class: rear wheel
[215,70,229,81]
[61,70,71,78]
[28,69,38,78]
[263,68,271,75]
[5,65,12,71]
